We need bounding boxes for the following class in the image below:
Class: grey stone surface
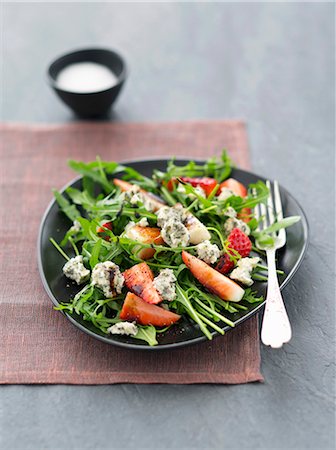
[1,2,335,449]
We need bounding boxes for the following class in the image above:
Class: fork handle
[261,248,292,348]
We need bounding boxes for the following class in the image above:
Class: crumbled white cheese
[224,206,237,218]
[218,187,234,201]
[177,184,206,199]
[177,184,187,195]
[124,217,149,237]
[224,217,250,236]
[195,240,221,264]
[142,195,161,212]
[130,192,159,212]
[70,220,81,233]
[62,255,90,285]
[194,186,206,198]
[108,321,138,336]
[157,205,209,245]
[161,219,190,247]
[130,193,142,205]
[156,206,184,228]
[91,261,124,298]
[121,185,162,212]
[153,269,177,301]
[137,217,149,227]
[230,257,260,286]
[123,185,140,199]
[123,185,145,207]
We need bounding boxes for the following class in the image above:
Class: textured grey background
[1,2,335,449]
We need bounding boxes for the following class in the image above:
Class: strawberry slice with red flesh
[113,178,165,212]
[182,251,244,302]
[97,221,113,241]
[167,177,217,197]
[218,178,251,223]
[166,178,177,191]
[120,292,181,326]
[123,262,162,305]
[218,178,248,197]
[215,228,252,274]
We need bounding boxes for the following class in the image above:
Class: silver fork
[254,180,292,348]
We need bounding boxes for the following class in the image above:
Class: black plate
[38,159,309,350]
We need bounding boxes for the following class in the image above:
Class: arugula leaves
[242,288,263,304]
[133,326,158,346]
[252,216,301,248]
[53,189,81,222]
[89,239,103,269]
[156,150,233,183]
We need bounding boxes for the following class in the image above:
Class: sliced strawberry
[113,179,165,212]
[218,178,248,197]
[96,221,113,241]
[125,225,164,260]
[216,228,252,274]
[120,292,181,327]
[218,178,251,223]
[182,251,244,302]
[166,178,177,191]
[123,262,162,304]
[215,255,235,275]
[180,177,217,197]
[166,177,217,197]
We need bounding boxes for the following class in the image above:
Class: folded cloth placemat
[0,120,263,384]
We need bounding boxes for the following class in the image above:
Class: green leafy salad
[50,151,300,346]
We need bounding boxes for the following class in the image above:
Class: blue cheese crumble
[218,187,234,201]
[62,255,90,285]
[70,220,81,233]
[108,321,138,336]
[224,217,250,236]
[91,261,124,298]
[156,205,209,245]
[161,219,190,247]
[122,186,158,212]
[153,269,177,301]
[124,217,149,234]
[137,217,149,227]
[195,240,221,264]
[156,206,185,228]
[223,206,237,218]
[123,184,140,200]
[230,257,260,286]
[177,184,206,199]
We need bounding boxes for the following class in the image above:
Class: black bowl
[47,48,127,118]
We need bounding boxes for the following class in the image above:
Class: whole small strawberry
[215,228,252,274]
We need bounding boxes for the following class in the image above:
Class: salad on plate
[50,151,300,346]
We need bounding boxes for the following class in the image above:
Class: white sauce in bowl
[56,62,118,93]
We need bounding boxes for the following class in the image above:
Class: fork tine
[252,188,262,231]
[266,180,275,232]
[274,180,286,242]
[259,195,268,229]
